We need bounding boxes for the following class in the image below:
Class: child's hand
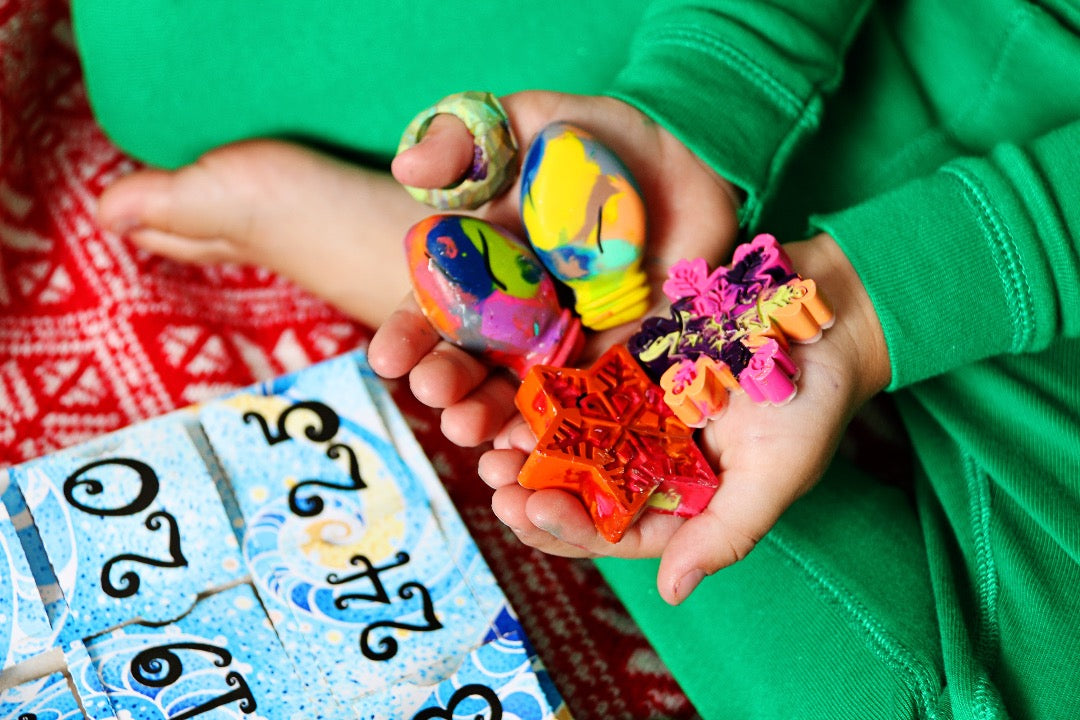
[478,235,891,605]
[370,90,741,446]
[369,92,891,606]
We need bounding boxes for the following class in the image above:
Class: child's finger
[492,486,597,558]
[367,294,442,379]
[654,507,762,607]
[522,489,685,558]
[489,484,533,533]
[408,341,492,408]
[494,420,539,455]
[390,114,475,190]
[492,415,531,451]
[478,448,529,489]
[438,373,521,447]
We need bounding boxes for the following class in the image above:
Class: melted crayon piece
[739,338,799,405]
[629,234,835,422]
[520,123,649,330]
[515,345,718,542]
[659,357,739,428]
[405,214,583,378]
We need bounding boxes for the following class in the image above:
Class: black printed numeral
[324,550,444,662]
[63,458,188,599]
[327,551,411,608]
[411,684,503,720]
[288,443,368,517]
[64,457,159,516]
[242,400,340,445]
[129,642,256,719]
[244,400,369,517]
[359,582,444,661]
[100,511,187,599]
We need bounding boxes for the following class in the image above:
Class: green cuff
[812,158,1048,391]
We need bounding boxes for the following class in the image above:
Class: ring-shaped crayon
[397,91,519,210]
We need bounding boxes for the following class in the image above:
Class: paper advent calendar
[0,350,570,719]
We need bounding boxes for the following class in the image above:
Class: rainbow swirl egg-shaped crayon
[405,214,583,378]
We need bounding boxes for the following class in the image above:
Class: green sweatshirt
[73,1,1080,716]
[601,1,1080,718]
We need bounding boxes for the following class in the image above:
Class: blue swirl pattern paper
[0,671,85,718]
[0,501,53,669]
[86,584,316,719]
[8,417,246,639]
[65,638,119,719]
[358,634,562,719]
[199,355,493,704]
[0,350,569,720]
[357,361,511,630]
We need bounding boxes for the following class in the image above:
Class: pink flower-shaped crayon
[739,338,799,405]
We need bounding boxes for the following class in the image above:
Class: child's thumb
[655,510,760,606]
[655,474,798,606]
[391,113,475,190]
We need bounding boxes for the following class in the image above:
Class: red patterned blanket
[0,1,699,717]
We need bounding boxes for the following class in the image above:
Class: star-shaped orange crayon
[515,345,718,542]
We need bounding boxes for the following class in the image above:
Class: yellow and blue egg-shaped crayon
[520,122,649,331]
[405,214,583,379]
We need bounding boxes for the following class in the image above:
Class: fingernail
[674,569,705,603]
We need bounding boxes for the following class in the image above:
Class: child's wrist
[784,233,891,405]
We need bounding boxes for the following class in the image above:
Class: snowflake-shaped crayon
[514,345,718,542]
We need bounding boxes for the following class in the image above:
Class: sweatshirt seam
[639,23,826,228]
[963,455,1002,719]
[767,531,941,719]
[645,24,804,116]
[750,103,821,229]
[940,165,1035,352]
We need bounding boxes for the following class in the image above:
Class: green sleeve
[607,0,874,226]
[812,119,1080,390]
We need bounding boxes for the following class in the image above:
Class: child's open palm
[370,91,890,605]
